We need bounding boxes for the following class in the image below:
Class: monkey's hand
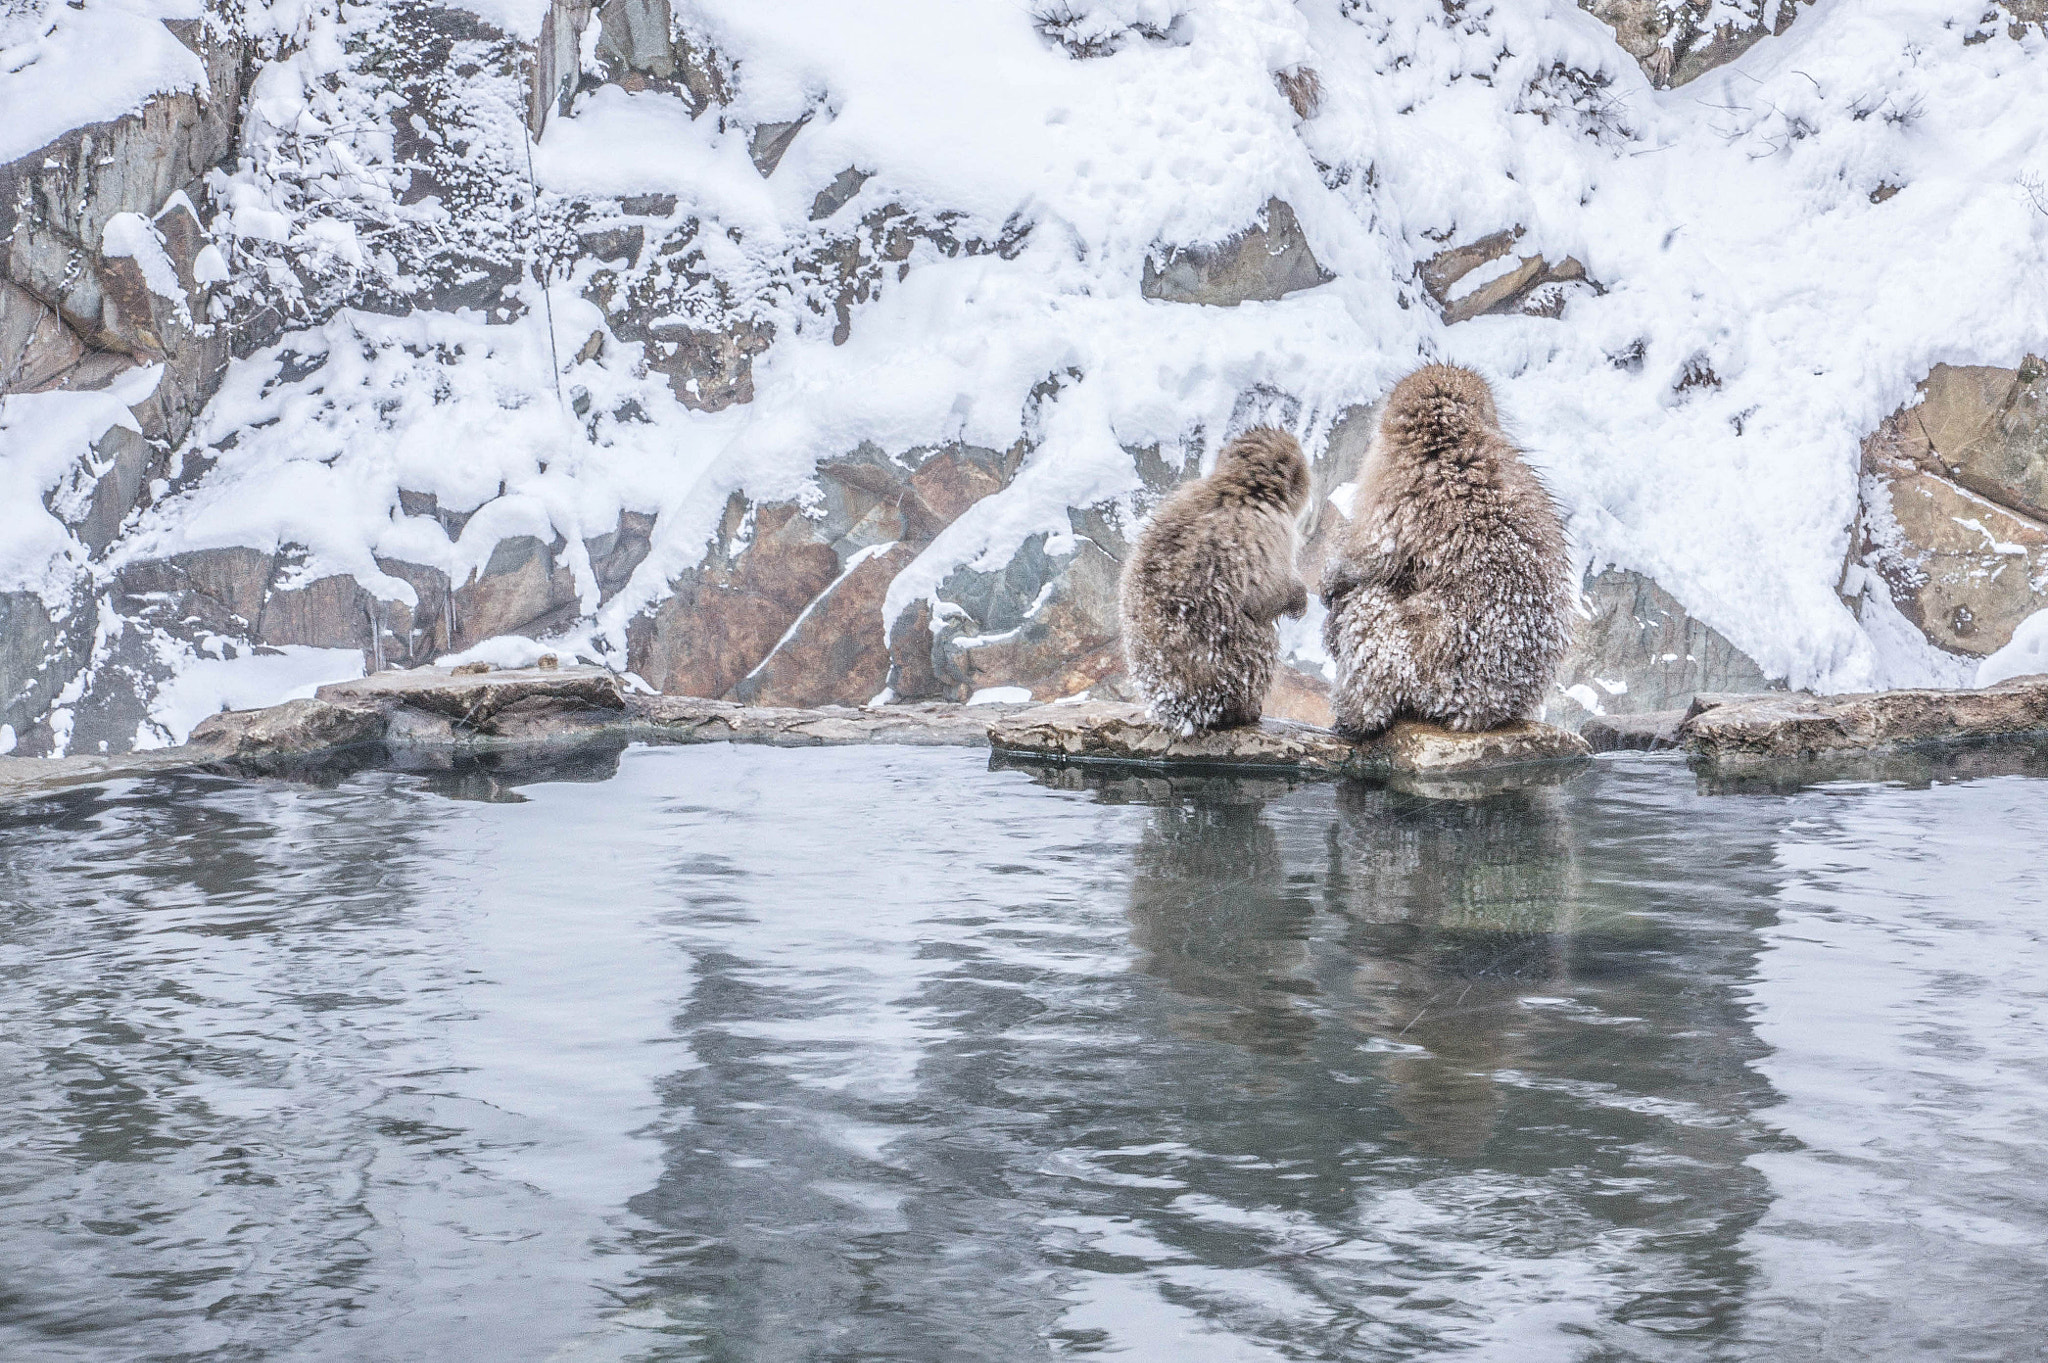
[1320,536,1406,608]
[1282,580,1309,620]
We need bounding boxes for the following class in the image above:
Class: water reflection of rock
[1121,776,1318,1056]
[1332,778,1583,1157]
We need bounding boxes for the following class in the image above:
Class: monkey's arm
[1245,571,1311,624]
[1319,540,1406,607]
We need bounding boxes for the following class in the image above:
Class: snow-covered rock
[1857,357,2048,660]
[4,0,2048,755]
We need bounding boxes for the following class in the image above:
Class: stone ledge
[1,668,1027,802]
[1581,709,1686,753]
[631,695,1005,747]
[987,701,1592,780]
[1681,675,2048,763]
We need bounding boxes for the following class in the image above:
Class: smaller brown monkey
[1119,428,1312,733]
[1321,364,1571,736]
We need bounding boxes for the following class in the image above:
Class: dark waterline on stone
[0,745,2044,1361]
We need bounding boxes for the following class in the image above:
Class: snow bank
[1976,610,2048,688]
[141,642,365,747]
[0,0,210,165]
[0,366,161,599]
[36,0,2048,717]
[539,0,2047,693]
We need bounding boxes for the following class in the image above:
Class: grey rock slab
[630,696,1012,747]
[188,697,387,758]
[1547,567,1775,728]
[1142,199,1331,306]
[987,701,1590,779]
[1351,719,1594,777]
[1,586,94,751]
[749,116,809,177]
[1581,709,1686,752]
[318,666,629,730]
[1681,676,2048,764]
[990,701,1360,774]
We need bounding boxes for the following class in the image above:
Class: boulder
[916,534,1125,704]
[1680,676,2048,764]
[1859,360,2048,656]
[1546,567,1775,727]
[188,697,387,758]
[450,535,582,648]
[1351,720,1594,777]
[1142,199,1332,306]
[318,665,628,733]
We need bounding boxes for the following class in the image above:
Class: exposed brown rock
[1578,0,1815,89]
[631,503,843,698]
[1888,360,2048,523]
[1859,363,2048,657]
[729,542,916,707]
[451,535,583,647]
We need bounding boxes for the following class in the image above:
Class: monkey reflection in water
[1332,776,1583,1157]
[1122,776,1320,1059]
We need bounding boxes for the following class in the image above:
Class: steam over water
[1,744,2045,1360]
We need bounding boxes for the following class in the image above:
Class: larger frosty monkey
[1119,428,1312,732]
[1321,365,1571,736]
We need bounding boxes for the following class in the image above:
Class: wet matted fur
[1321,365,1570,735]
[1120,428,1312,732]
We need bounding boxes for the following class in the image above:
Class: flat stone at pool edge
[986,701,1591,778]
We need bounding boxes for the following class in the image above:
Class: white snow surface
[100,212,188,299]
[1976,609,2048,688]
[0,366,161,596]
[0,0,211,165]
[21,0,2048,707]
[141,643,365,747]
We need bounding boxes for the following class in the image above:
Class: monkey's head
[1214,427,1311,513]
[1378,364,1502,460]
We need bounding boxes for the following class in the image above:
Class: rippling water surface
[2,743,2046,1361]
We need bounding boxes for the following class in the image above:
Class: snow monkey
[1119,427,1312,733]
[1320,364,1570,736]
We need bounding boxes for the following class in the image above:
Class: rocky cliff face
[3,0,2044,753]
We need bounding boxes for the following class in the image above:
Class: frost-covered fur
[1321,365,1571,736]
[1120,428,1311,732]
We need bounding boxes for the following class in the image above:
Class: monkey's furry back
[1120,429,1308,732]
[1321,365,1571,735]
